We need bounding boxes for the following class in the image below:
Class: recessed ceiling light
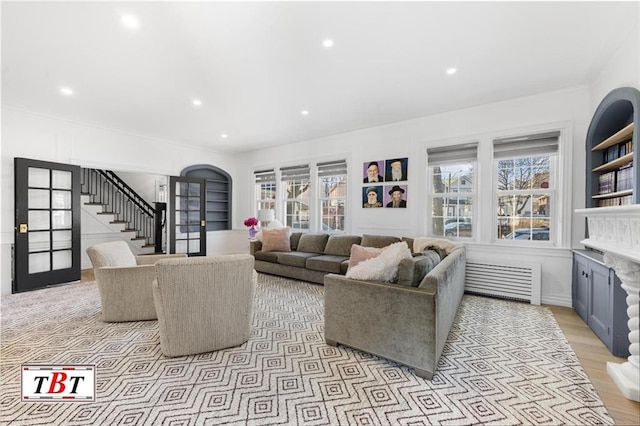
[59,86,74,96]
[220,134,228,139]
[121,14,139,30]
[446,67,457,75]
[301,110,309,116]
[192,99,202,106]
[322,39,334,48]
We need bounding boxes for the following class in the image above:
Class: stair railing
[81,168,156,247]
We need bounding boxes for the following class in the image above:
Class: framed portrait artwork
[384,157,408,182]
[363,160,384,183]
[384,184,407,208]
[362,185,383,208]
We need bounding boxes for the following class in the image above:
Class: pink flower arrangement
[244,217,258,227]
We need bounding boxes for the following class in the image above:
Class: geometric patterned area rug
[0,273,612,425]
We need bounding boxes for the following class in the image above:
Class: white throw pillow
[345,241,412,282]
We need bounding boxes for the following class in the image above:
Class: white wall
[1,107,240,295]
[589,17,640,114]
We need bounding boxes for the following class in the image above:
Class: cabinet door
[572,255,589,323]
[588,262,611,348]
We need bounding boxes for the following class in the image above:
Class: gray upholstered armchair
[86,240,186,322]
[152,254,257,357]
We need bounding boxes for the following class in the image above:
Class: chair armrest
[95,264,158,321]
[136,253,187,265]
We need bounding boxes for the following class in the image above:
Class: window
[318,160,347,232]
[253,159,348,233]
[281,165,310,231]
[427,143,477,238]
[254,169,276,213]
[494,131,558,242]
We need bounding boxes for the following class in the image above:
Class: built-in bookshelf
[585,87,640,209]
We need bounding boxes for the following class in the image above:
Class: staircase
[81,168,157,254]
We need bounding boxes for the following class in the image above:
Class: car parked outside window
[444,222,472,237]
[504,227,549,240]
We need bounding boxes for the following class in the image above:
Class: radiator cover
[465,261,541,305]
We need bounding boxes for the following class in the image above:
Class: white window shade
[255,169,276,184]
[280,165,310,181]
[427,143,478,166]
[317,160,347,176]
[493,131,560,159]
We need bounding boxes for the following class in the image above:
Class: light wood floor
[547,305,640,425]
[80,270,638,424]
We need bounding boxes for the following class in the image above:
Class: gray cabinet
[572,250,629,357]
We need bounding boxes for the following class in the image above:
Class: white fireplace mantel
[575,205,640,402]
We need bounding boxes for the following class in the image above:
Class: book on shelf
[597,194,633,207]
[605,145,619,162]
[598,171,616,194]
[601,139,633,163]
[618,140,633,157]
[616,163,634,192]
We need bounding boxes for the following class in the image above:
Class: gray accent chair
[86,240,186,322]
[324,245,466,379]
[152,254,258,357]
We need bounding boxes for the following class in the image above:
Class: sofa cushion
[306,255,349,273]
[290,232,303,251]
[324,235,362,256]
[345,241,412,282]
[261,227,292,252]
[277,252,318,268]
[361,234,402,248]
[296,233,330,254]
[253,250,281,263]
[347,244,383,271]
[397,250,441,287]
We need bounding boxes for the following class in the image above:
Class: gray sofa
[249,232,406,284]
[324,244,466,379]
[250,231,466,379]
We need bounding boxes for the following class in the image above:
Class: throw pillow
[347,244,383,271]
[256,219,286,242]
[261,227,292,252]
[345,241,412,282]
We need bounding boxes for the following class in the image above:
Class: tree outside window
[496,156,551,240]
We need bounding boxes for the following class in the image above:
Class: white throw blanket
[413,237,459,255]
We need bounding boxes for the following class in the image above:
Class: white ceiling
[2,1,638,153]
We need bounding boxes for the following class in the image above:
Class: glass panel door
[14,158,80,293]
[169,176,206,256]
